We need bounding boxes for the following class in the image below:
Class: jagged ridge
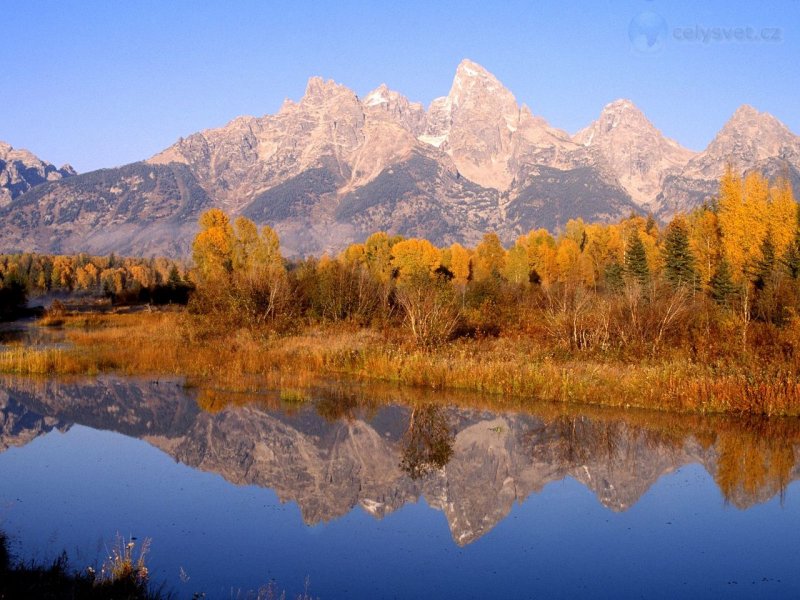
[1,60,798,257]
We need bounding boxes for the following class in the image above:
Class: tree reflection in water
[400,404,454,480]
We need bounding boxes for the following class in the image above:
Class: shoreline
[1,310,799,417]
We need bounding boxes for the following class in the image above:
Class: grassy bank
[2,309,800,416]
[0,531,163,600]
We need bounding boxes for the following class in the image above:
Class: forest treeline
[3,168,800,361]
[0,252,192,317]
[191,169,800,357]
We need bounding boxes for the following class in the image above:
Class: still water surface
[0,377,799,598]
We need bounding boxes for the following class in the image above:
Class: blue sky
[2,0,798,172]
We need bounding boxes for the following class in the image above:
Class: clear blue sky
[2,0,798,172]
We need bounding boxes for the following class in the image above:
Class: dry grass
[3,310,800,416]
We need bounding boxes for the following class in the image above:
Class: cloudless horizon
[2,0,799,173]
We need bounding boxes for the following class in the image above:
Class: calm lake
[1,376,799,599]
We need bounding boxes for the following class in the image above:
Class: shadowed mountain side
[1,377,798,545]
[0,162,213,256]
[507,166,640,232]
[334,152,502,248]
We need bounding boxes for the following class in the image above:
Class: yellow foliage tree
[718,169,797,280]
[517,229,557,286]
[391,239,442,282]
[688,207,721,286]
[193,209,233,283]
[447,242,471,287]
[364,232,401,284]
[472,233,507,282]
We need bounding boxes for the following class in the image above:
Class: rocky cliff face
[0,142,75,208]
[1,61,797,257]
[658,105,800,215]
[2,378,797,546]
[574,99,695,212]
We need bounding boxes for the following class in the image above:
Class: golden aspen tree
[232,216,261,273]
[688,207,721,286]
[503,244,530,286]
[340,243,367,266]
[554,238,582,285]
[129,265,152,289]
[718,170,765,277]
[391,239,442,282]
[517,229,557,286]
[51,256,75,290]
[193,208,234,283]
[471,233,507,282]
[447,243,471,287]
[583,223,624,287]
[767,177,797,255]
[364,232,400,284]
[563,219,588,251]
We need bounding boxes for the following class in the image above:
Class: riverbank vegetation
[0,532,163,599]
[3,170,800,415]
[0,252,192,315]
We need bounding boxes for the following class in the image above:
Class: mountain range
[2,59,799,257]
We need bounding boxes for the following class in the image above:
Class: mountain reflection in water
[1,376,798,547]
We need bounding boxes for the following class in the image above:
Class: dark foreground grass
[0,531,166,600]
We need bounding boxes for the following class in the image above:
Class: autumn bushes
[188,166,800,362]
[541,281,693,356]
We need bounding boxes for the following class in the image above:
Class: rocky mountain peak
[574,99,695,210]
[362,83,426,137]
[729,103,765,122]
[452,59,496,85]
[448,58,517,112]
[681,104,799,180]
[721,104,794,139]
[0,141,76,208]
[363,83,393,107]
[421,59,521,189]
[576,99,659,145]
[4,63,798,259]
[301,76,358,106]
[595,99,650,133]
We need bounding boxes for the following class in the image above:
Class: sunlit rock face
[2,62,797,257]
[0,141,75,208]
[574,99,695,213]
[658,105,800,216]
[2,377,799,546]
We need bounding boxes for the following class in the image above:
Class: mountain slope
[0,162,212,256]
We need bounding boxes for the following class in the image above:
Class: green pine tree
[662,218,697,287]
[604,260,624,293]
[168,265,182,286]
[625,233,649,285]
[752,231,776,291]
[782,208,800,279]
[783,239,800,279]
[709,257,736,306]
